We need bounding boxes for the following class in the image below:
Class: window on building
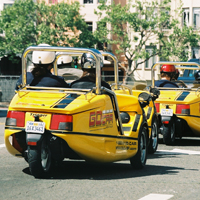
[193,8,200,29]
[86,22,93,32]
[182,8,190,27]
[145,46,156,68]
[98,0,106,3]
[84,0,93,4]
[145,7,158,29]
[161,9,170,29]
[3,4,13,9]
[96,22,106,50]
[159,46,171,61]
[49,0,58,3]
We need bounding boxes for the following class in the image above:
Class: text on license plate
[25,121,45,133]
[161,109,173,116]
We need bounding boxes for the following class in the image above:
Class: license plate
[161,109,173,116]
[25,121,45,134]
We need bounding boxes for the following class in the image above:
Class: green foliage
[162,25,200,61]
[0,0,37,58]
[0,0,97,60]
[37,1,96,47]
[95,0,200,72]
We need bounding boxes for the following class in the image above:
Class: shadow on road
[159,137,200,147]
[22,136,200,179]
[22,159,186,180]
[175,138,200,146]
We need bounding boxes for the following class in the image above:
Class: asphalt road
[0,109,200,200]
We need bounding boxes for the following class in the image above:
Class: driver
[70,52,111,90]
[16,44,69,90]
[155,64,179,88]
[57,55,73,76]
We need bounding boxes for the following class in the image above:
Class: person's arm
[15,75,22,90]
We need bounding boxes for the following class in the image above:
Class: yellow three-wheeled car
[152,61,200,145]
[4,46,159,178]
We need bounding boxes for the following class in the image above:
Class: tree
[36,1,97,47]
[160,24,200,62]
[95,0,200,74]
[0,0,97,60]
[0,0,37,59]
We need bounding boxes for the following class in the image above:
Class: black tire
[148,118,159,154]
[162,120,175,145]
[27,137,52,178]
[130,125,147,169]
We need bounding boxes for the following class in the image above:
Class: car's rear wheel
[148,118,158,154]
[28,137,52,178]
[130,125,147,169]
[162,120,175,145]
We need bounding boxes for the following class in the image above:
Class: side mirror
[150,88,160,101]
[138,92,151,108]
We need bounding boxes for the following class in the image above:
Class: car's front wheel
[130,125,148,169]
[148,118,158,154]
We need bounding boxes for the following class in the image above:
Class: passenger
[57,55,73,76]
[15,44,69,90]
[57,55,83,82]
[155,64,179,88]
[70,52,111,90]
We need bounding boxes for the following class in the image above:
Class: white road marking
[156,148,200,155]
[138,193,173,200]
[0,144,5,148]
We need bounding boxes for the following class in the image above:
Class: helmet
[32,44,55,65]
[194,70,200,81]
[160,64,176,73]
[57,55,72,65]
[81,52,103,69]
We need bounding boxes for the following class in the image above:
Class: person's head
[81,52,103,76]
[57,55,72,68]
[194,70,200,82]
[160,64,176,80]
[31,44,56,77]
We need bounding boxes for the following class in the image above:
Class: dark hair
[31,63,51,78]
[82,68,96,82]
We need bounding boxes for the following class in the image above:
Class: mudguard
[26,133,43,145]
[161,115,173,123]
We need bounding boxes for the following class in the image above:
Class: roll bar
[101,52,119,90]
[151,61,200,87]
[22,46,103,94]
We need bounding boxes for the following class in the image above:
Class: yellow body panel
[5,89,143,162]
[4,129,22,156]
[155,89,200,136]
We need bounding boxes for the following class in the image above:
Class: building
[1,0,200,78]
[0,0,14,11]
